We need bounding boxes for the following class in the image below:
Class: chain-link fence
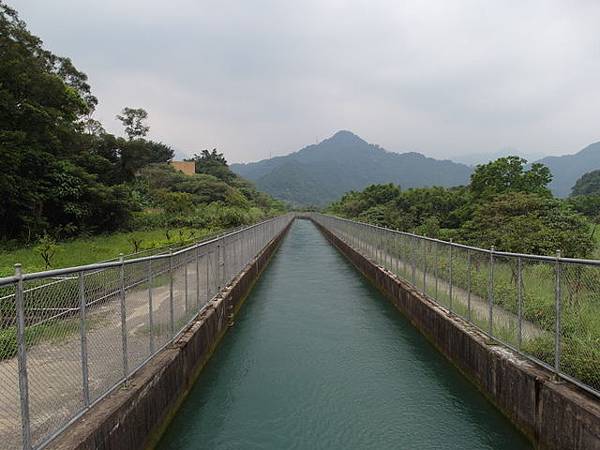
[0,214,293,450]
[311,213,600,401]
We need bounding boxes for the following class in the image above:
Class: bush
[34,233,59,269]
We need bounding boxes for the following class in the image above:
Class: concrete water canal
[157,220,530,449]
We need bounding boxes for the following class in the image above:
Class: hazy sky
[15,0,600,162]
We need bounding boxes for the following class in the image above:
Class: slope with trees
[0,3,284,273]
[535,141,600,197]
[328,156,593,258]
[571,169,600,197]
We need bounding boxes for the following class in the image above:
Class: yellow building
[170,160,196,176]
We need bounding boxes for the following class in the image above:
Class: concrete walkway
[0,256,216,449]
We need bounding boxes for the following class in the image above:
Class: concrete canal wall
[313,219,600,450]
[46,222,292,450]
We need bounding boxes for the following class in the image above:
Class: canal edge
[44,221,293,450]
[311,218,600,450]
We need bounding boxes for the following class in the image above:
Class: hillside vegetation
[0,4,283,274]
[536,142,600,197]
[328,156,596,258]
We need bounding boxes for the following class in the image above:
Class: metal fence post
[15,264,32,450]
[555,250,562,378]
[449,240,453,310]
[434,241,438,299]
[206,250,211,304]
[217,243,223,290]
[119,254,129,380]
[362,226,366,255]
[148,259,155,354]
[385,231,393,271]
[169,249,175,339]
[222,239,227,287]
[196,247,200,310]
[382,231,385,265]
[488,246,495,336]
[411,236,416,285]
[422,238,427,293]
[232,238,237,278]
[467,250,472,321]
[78,271,90,407]
[517,257,523,349]
[394,233,399,275]
[184,253,189,316]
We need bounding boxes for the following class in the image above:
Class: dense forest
[0,4,283,271]
[328,156,600,258]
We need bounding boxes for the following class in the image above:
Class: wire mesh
[149,257,172,353]
[23,275,83,448]
[519,257,556,369]
[124,260,152,376]
[444,245,471,321]
[0,283,22,449]
[560,261,600,392]
[0,214,293,449]
[490,255,520,347]
[85,266,125,403]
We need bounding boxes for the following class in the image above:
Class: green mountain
[231,131,472,205]
[535,142,600,197]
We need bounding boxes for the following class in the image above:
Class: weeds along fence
[311,213,600,400]
[0,223,259,322]
[0,214,293,450]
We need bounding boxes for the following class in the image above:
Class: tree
[82,117,105,136]
[155,191,194,215]
[394,186,471,229]
[571,170,600,196]
[327,184,472,233]
[328,184,401,220]
[34,233,58,269]
[0,3,283,244]
[116,107,149,140]
[568,194,600,222]
[189,149,236,182]
[470,156,552,200]
[459,193,592,258]
[361,184,401,207]
[0,3,98,239]
[136,163,238,206]
[118,139,174,180]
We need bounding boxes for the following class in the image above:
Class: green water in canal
[157,220,531,449]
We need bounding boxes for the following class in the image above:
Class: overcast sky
[15,0,600,163]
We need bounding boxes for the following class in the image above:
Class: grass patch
[0,227,222,277]
[0,315,105,361]
[369,231,600,392]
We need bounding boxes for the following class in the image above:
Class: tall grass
[0,227,221,277]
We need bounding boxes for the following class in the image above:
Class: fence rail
[310,213,600,400]
[0,214,294,450]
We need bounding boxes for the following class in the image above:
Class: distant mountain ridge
[231,131,472,205]
[454,148,546,167]
[231,132,600,205]
[534,142,600,197]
